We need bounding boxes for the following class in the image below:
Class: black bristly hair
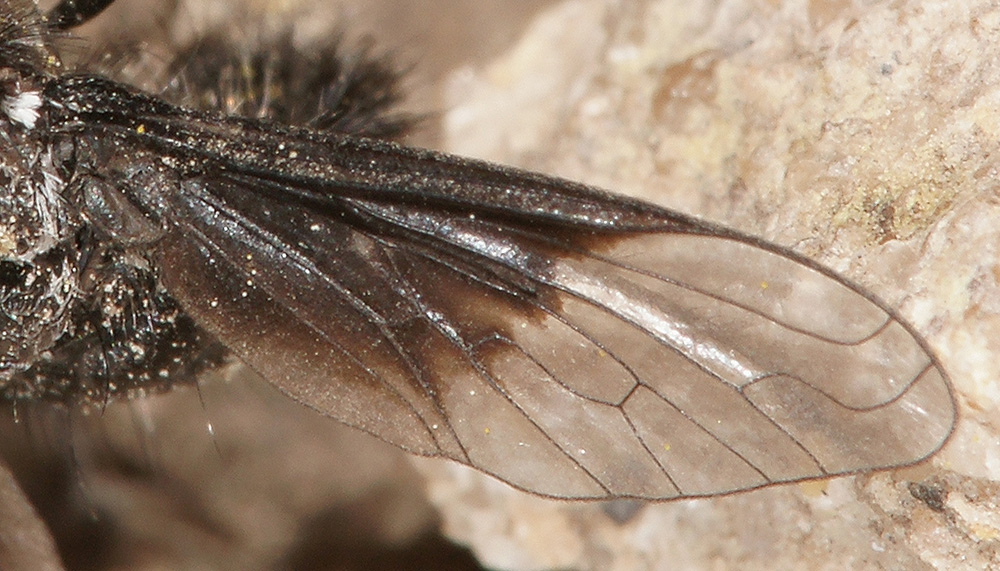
[0,0,955,506]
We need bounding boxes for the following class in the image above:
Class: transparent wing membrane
[150,156,955,500]
[60,78,956,500]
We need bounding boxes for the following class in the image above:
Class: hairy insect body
[0,0,956,502]
[0,123,76,383]
[0,23,212,402]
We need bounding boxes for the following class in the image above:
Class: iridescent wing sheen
[64,78,957,500]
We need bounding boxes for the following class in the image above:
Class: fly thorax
[0,91,82,382]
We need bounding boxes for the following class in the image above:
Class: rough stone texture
[3,0,997,570]
[415,1,1000,569]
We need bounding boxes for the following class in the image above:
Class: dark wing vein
[59,81,956,499]
[348,201,819,490]
[176,201,435,435]
[377,245,620,495]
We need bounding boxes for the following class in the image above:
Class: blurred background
[2,1,556,569]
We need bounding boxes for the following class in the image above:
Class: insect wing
[66,81,956,500]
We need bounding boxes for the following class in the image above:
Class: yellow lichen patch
[829,138,964,243]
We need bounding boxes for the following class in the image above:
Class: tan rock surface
[3,1,994,570]
[421,1,998,569]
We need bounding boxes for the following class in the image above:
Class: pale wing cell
[57,78,956,500]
